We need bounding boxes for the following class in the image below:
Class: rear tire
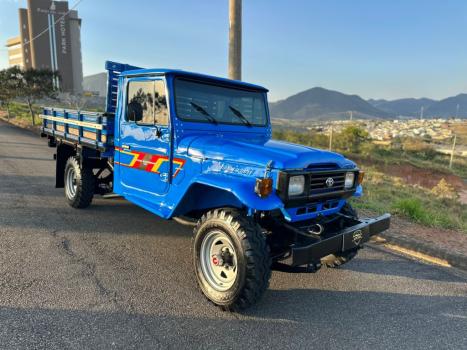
[322,203,359,268]
[193,209,271,311]
[64,156,95,209]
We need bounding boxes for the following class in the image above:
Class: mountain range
[269,87,392,120]
[270,87,467,120]
[367,98,435,117]
[83,73,466,120]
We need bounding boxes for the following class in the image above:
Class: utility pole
[329,125,333,151]
[456,104,460,119]
[420,106,424,120]
[449,134,457,169]
[228,0,242,80]
[349,111,353,121]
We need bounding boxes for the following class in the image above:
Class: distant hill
[425,94,467,118]
[83,72,107,97]
[368,98,435,117]
[269,87,393,120]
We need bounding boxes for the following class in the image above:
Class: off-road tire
[193,208,271,311]
[322,203,359,268]
[64,156,95,209]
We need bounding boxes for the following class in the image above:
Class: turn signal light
[255,178,273,198]
[358,171,365,184]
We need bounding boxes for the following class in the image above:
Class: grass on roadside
[351,147,467,180]
[351,168,467,233]
[1,102,42,125]
[1,102,105,126]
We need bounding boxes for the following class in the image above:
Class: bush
[401,137,437,159]
[393,198,426,222]
[431,178,459,200]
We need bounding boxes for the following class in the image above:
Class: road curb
[380,233,467,270]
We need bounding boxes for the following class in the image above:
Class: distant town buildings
[301,118,467,155]
[5,0,83,93]
[304,118,465,143]
[363,119,455,142]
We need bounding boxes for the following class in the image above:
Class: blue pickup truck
[40,61,390,310]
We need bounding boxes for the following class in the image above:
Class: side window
[126,81,154,124]
[154,80,168,126]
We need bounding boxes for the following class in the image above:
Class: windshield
[174,78,268,126]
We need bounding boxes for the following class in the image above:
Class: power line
[1,0,84,52]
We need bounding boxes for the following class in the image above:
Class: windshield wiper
[190,102,218,124]
[228,106,252,127]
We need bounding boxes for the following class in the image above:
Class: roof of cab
[120,68,269,92]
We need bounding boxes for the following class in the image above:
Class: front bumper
[289,213,391,266]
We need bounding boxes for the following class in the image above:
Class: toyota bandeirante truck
[40,61,390,311]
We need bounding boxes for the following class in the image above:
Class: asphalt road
[0,120,466,350]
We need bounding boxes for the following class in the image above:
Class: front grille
[309,171,346,195]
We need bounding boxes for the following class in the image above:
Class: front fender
[194,173,284,211]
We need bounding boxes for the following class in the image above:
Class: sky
[1,0,467,102]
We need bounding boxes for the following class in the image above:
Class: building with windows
[5,0,83,93]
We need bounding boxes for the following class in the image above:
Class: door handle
[122,144,131,150]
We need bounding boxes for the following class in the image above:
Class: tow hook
[307,223,324,235]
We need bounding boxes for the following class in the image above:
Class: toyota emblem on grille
[325,177,334,187]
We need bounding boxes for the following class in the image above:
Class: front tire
[193,209,271,311]
[64,156,95,209]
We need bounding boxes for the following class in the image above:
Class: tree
[334,125,369,153]
[19,68,60,125]
[0,67,22,121]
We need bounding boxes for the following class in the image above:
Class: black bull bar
[288,213,391,267]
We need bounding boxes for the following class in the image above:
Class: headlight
[344,172,355,189]
[288,175,305,196]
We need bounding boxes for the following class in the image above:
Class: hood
[182,134,355,169]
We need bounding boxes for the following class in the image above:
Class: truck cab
[40,61,390,311]
[113,66,274,219]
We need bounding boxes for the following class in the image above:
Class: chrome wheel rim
[200,230,238,291]
[65,166,77,199]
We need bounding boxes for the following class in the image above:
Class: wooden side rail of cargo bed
[40,108,114,151]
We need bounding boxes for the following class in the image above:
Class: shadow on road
[0,288,466,349]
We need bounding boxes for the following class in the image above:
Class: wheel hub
[211,255,223,266]
[65,166,78,200]
[200,230,238,291]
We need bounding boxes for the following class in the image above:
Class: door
[117,77,171,197]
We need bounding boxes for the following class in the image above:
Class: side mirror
[154,126,162,138]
